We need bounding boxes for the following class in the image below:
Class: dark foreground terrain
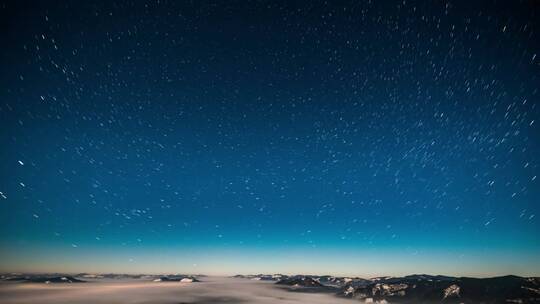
[239,274,540,303]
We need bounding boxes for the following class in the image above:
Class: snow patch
[443,284,460,299]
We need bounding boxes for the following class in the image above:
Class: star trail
[0,1,539,277]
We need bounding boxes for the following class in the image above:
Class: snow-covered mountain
[152,275,200,283]
[276,276,324,287]
[338,275,540,303]
[2,275,85,283]
[234,273,540,303]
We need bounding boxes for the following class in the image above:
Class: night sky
[0,1,539,277]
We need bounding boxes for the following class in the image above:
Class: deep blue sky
[0,1,539,277]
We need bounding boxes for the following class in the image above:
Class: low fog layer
[0,277,354,304]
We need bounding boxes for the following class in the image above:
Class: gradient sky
[0,1,539,277]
